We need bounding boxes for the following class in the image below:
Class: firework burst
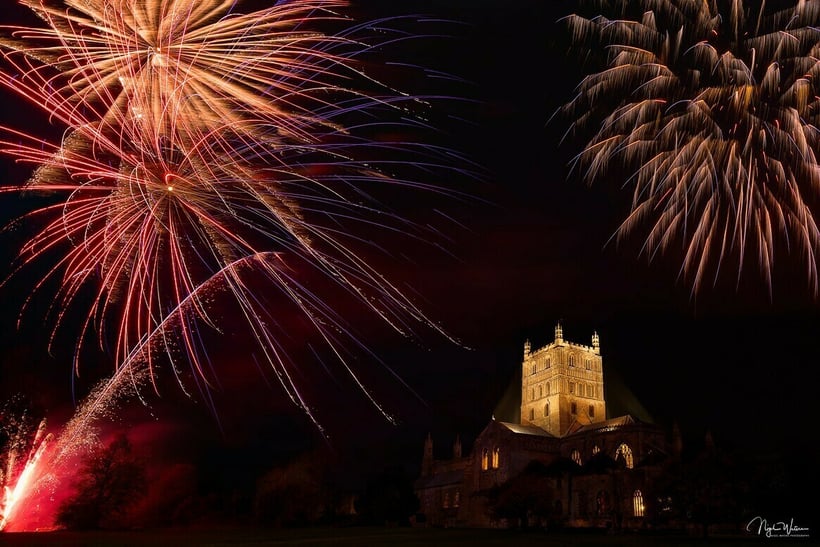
[558,0,820,295]
[0,0,472,431]
[0,0,399,153]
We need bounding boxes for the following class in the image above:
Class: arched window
[546,358,551,368]
[531,364,536,375]
[529,408,535,421]
[569,354,576,367]
[544,402,550,417]
[454,490,461,507]
[571,449,581,465]
[545,382,550,395]
[481,448,489,471]
[538,385,543,398]
[531,388,535,401]
[492,447,500,469]
[592,445,600,455]
[616,443,634,469]
[585,358,591,370]
[633,490,645,517]
[570,402,577,415]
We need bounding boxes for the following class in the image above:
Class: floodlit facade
[414,323,670,530]
[521,324,606,436]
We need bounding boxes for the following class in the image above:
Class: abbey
[414,323,671,529]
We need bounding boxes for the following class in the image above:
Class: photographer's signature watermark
[747,516,810,538]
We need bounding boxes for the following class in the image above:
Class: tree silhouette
[486,459,565,529]
[355,465,419,526]
[56,434,147,530]
[254,452,330,526]
[652,432,750,536]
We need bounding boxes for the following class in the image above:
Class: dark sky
[1,0,818,504]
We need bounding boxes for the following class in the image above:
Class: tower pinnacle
[422,432,434,475]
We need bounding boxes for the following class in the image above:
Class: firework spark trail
[0,0,473,531]
[1,240,424,531]
[0,0,472,445]
[558,0,820,296]
[0,110,463,401]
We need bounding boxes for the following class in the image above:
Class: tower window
[492,447,500,469]
[633,490,645,517]
[546,358,551,368]
[570,402,577,414]
[531,388,535,401]
[544,402,550,416]
[569,382,575,394]
[481,448,489,471]
[592,445,601,455]
[545,382,550,395]
[538,385,543,398]
[531,364,536,375]
[585,358,591,370]
[587,384,593,397]
[569,354,576,367]
[529,408,535,421]
[589,405,595,418]
[571,449,582,465]
[454,490,461,507]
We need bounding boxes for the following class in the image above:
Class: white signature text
[746,516,810,538]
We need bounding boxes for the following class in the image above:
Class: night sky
[1,0,819,520]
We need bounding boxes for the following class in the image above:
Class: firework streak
[0,0,469,530]
[0,1,464,416]
[559,0,820,295]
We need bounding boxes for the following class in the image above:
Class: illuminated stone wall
[520,324,606,436]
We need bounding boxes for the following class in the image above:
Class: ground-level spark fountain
[0,363,148,532]
[0,416,51,531]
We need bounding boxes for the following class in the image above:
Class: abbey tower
[520,323,606,436]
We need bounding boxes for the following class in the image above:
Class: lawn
[0,526,804,546]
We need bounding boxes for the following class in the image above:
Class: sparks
[558,0,820,296]
[0,0,470,457]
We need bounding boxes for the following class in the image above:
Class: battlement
[524,322,600,358]
[527,340,597,355]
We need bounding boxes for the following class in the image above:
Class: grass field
[1,526,810,546]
